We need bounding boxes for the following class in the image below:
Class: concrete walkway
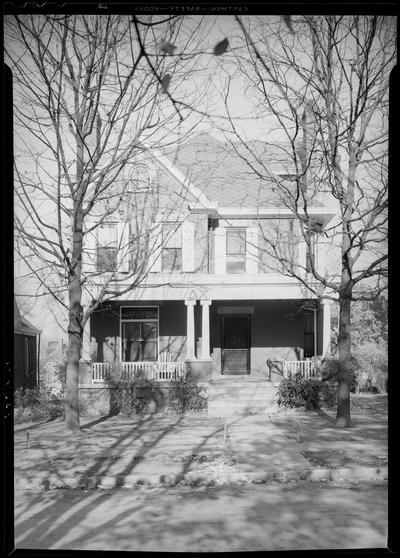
[14,395,388,489]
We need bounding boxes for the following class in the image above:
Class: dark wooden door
[222,316,250,374]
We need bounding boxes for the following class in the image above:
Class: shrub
[277,374,321,410]
[168,378,207,414]
[109,371,208,416]
[351,341,388,393]
[109,370,162,416]
[14,386,64,423]
[318,382,337,408]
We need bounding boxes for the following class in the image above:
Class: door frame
[221,314,251,375]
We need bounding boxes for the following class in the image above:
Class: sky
[9,14,393,340]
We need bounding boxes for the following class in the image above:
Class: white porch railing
[91,361,186,383]
[282,360,321,379]
[267,359,322,380]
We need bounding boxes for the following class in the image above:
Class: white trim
[120,305,159,362]
[214,207,336,226]
[214,227,226,274]
[182,220,195,272]
[246,226,259,274]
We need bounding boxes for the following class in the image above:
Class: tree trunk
[64,325,81,433]
[336,294,352,427]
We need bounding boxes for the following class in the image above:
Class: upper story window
[162,222,182,272]
[97,224,118,273]
[226,228,246,273]
[305,222,322,273]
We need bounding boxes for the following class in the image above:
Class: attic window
[127,164,152,193]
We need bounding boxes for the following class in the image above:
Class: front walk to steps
[207,379,280,417]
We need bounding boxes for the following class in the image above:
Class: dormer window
[226,228,246,273]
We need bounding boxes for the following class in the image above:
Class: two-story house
[78,133,336,416]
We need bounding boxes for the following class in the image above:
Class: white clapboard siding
[246,227,259,274]
[117,222,130,273]
[148,223,162,272]
[182,220,195,272]
[83,220,97,276]
[214,227,226,274]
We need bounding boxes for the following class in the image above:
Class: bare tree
[6,14,214,433]
[222,15,394,426]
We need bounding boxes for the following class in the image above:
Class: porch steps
[207,379,280,417]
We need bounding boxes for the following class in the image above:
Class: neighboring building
[79,134,336,416]
[14,297,41,390]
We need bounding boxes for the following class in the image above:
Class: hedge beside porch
[79,380,208,418]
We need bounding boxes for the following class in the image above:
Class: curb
[14,466,388,490]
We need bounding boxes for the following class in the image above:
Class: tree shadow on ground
[14,412,233,548]
[14,397,388,551]
[14,481,388,551]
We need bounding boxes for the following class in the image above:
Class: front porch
[80,298,331,387]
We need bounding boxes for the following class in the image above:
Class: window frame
[226,227,247,274]
[162,221,182,273]
[96,223,118,273]
[120,306,159,362]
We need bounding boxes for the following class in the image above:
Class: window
[304,310,315,358]
[127,164,152,193]
[305,223,322,273]
[226,228,246,273]
[162,222,182,272]
[121,307,158,362]
[97,224,118,272]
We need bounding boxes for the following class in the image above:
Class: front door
[222,315,250,375]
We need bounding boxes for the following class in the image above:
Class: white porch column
[81,317,92,361]
[185,299,196,359]
[200,299,212,359]
[321,299,332,358]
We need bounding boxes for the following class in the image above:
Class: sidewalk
[14,395,388,489]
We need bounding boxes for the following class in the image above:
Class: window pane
[227,229,246,255]
[163,223,182,248]
[121,307,158,320]
[98,224,117,246]
[226,255,246,273]
[97,247,117,272]
[122,322,140,361]
[142,322,157,341]
[142,340,157,360]
[122,320,158,362]
[162,248,182,272]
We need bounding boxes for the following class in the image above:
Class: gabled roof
[163,133,316,208]
[14,297,41,335]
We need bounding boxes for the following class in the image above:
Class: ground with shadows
[14,481,387,551]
